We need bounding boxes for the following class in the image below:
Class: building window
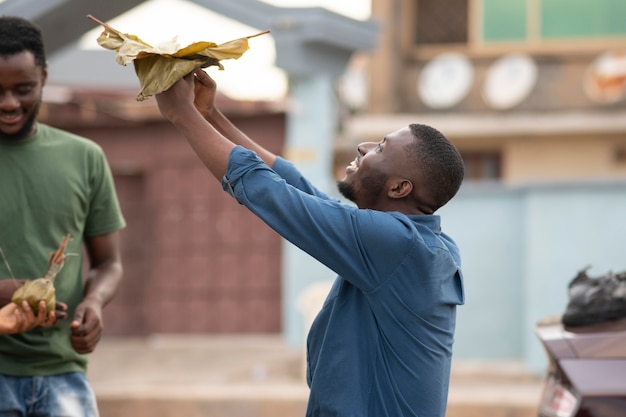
[415,0,469,45]
[462,152,502,181]
[481,0,626,44]
[411,0,626,54]
[614,147,626,164]
[540,0,626,39]
[482,0,527,42]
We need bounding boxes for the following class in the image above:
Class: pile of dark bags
[562,267,626,327]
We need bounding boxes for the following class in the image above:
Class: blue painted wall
[438,180,626,373]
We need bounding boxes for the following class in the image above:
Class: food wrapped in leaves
[11,234,72,314]
[87,15,269,101]
[12,278,56,314]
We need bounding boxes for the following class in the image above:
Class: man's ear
[41,66,48,86]
[387,178,413,199]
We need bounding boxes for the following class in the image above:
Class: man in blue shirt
[156,69,465,417]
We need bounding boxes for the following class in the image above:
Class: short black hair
[0,15,47,68]
[406,123,464,211]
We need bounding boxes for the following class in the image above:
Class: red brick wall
[45,105,286,336]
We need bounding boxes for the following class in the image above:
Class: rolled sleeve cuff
[221,146,263,201]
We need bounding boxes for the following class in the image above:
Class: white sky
[79,0,371,100]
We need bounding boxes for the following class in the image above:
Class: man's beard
[337,180,356,202]
[0,100,41,141]
[337,172,387,205]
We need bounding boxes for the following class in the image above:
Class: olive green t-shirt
[0,123,126,376]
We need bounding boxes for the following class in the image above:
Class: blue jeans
[0,372,99,417]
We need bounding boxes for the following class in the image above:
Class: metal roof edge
[341,111,626,141]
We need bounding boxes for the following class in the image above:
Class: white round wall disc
[482,53,538,110]
[418,53,474,109]
[584,50,626,104]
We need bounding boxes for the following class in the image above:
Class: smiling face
[0,51,47,140]
[337,127,417,211]
[337,123,466,214]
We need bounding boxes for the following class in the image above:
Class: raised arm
[156,70,236,180]
[192,69,277,167]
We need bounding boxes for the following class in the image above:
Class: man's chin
[0,120,36,141]
[336,180,356,202]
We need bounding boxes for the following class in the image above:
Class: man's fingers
[44,311,56,327]
[37,300,47,315]
[193,68,213,86]
[20,301,36,318]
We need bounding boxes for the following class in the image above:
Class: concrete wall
[503,133,626,182]
[438,179,626,373]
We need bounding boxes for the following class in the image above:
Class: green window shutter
[541,0,626,38]
[482,0,527,42]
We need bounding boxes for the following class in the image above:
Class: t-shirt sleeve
[84,146,126,236]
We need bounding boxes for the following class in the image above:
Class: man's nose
[357,142,375,155]
[0,92,20,110]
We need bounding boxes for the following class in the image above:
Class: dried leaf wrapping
[87,15,269,101]
[11,234,72,314]
[12,279,56,314]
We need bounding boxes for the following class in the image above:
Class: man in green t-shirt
[0,16,126,416]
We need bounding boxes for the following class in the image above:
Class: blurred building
[38,89,287,335]
[5,0,626,373]
[336,0,626,373]
[338,0,626,184]
[1,0,378,339]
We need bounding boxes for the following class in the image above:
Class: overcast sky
[80,0,371,100]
